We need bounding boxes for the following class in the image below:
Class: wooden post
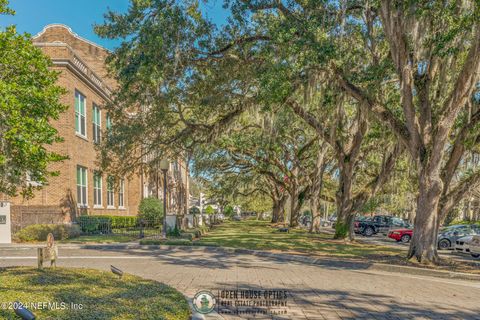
[37,248,44,269]
[37,233,57,269]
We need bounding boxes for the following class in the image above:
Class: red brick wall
[11,205,69,233]
[6,25,142,219]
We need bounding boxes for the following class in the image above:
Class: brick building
[4,24,190,230]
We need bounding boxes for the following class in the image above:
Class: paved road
[355,233,480,264]
[1,246,480,320]
[316,226,480,264]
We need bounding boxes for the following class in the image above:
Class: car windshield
[355,216,369,221]
[441,225,466,232]
[391,217,405,225]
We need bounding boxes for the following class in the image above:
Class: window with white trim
[107,176,115,207]
[76,166,87,206]
[93,172,102,206]
[75,90,86,137]
[118,179,125,207]
[92,104,101,143]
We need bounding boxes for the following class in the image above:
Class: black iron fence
[75,215,162,239]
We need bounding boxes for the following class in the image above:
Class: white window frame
[92,104,101,144]
[75,90,87,138]
[76,166,88,207]
[118,179,125,209]
[107,176,115,208]
[93,171,102,208]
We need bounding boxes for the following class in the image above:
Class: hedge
[15,224,81,242]
[77,215,138,233]
[447,220,480,227]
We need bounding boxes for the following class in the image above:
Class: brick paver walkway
[1,246,479,319]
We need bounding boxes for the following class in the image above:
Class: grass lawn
[60,229,162,244]
[192,220,480,273]
[0,267,190,320]
[195,219,403,259]
[60,234,138,244]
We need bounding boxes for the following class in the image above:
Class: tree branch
[333,67,411,151]
[439,169,480,220]
[442,109,480,190]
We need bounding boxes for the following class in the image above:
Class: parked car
[353,216,372,233]
[331,215,371,230]
[388,228,413,243]
[437,224,480,250]
[469,235,480,258]
[455,235,474,254]
[357,215,411,236]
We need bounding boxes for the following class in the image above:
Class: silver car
[454,235,474,254]
[469,235,480,258]
[437,225,480,250]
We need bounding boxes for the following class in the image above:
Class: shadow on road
[82,246,375,271]
[213,281,480,320]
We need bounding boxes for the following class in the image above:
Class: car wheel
[438,239,451,250]
[400,234,411,243]
[363,227,374,237]
[471,253,480,258]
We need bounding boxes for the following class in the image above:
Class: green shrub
[167,224,181,237]
[180,232,195,241]
[140,239,192,246]
[164,239,192,245]
[139,197,164,222]
[224,205,234,217]
[16,224,81,242]
[302,210,312,218]
[77,215,138,233]
[109,216,137,228]
[205,205,214,215]
[447,220,480,226]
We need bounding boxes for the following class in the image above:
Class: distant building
[2,24,189,231]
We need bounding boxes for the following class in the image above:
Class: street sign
[0,202,11,243]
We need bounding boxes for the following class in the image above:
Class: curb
[2,243,479,281]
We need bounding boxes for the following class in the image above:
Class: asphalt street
[1,246,479,320]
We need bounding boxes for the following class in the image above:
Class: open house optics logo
[193,289,289,315]
[192,291,216,314]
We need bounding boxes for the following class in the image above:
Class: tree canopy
[0,1,66,197]
[96,0,480,264]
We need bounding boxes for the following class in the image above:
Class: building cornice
[34,42,113,102]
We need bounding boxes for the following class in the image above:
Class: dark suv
[357,215,411,237]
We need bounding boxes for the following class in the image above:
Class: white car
[469,235,480,258]
[455,235,474,254]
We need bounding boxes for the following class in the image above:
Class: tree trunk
[309,148,327,233]
[310,198,320,233]
[334,159,355,240]
[289,181,299,227]
[334,198,355,241]
[289,196,300,227]
[407,168,443,264]
[464,198,471,221]
[271,196,286,223]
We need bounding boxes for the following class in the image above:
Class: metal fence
[75,216,163,239]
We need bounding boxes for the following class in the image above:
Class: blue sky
[0,0,229,50]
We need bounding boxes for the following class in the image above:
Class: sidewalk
[2,242,479,281]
